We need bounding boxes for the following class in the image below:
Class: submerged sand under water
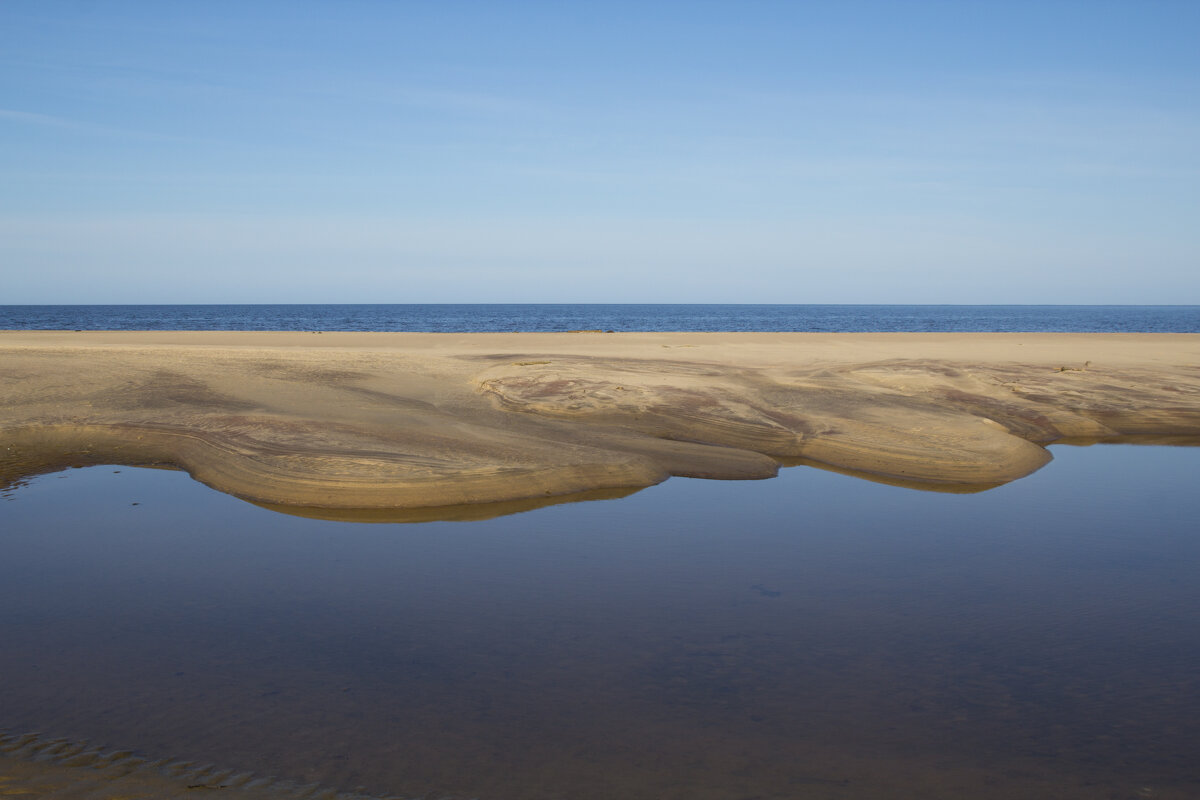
[0,731,395,800]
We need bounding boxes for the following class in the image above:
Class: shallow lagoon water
[2,446,1199,799]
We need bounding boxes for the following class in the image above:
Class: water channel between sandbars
[2,444,1199,800]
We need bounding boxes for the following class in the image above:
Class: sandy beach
[2,331,1198,514]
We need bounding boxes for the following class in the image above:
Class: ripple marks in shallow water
[0,730,408,800]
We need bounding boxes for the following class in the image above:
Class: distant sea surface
[2,304,1199,333]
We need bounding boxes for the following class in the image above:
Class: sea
[2,303,1199,332]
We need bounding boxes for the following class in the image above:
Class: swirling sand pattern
[2,331,1199,515]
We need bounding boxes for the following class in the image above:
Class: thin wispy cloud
[0,108,87,129]
[0,107,198,144]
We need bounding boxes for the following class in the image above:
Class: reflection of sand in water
[250,485,643,523]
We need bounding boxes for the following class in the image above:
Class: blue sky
[2,1,1198,303]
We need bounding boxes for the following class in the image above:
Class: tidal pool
[2,445,1199,799]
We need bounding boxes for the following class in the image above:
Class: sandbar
[2,331,1198,515]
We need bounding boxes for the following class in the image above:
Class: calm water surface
[2,446,1199,799]
[3,303,1199,332]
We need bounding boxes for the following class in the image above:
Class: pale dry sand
[2,331,1198,516]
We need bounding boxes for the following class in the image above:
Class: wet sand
[2,331,1199,512]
